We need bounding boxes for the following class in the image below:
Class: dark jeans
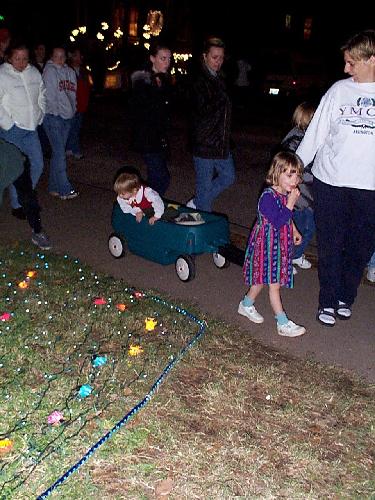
[293,207,315,259]
[142,152,170,196]
[13,162,42,233]
[313,177,375,308]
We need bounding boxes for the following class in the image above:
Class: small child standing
[238,151,306,337]
[280,101,316,274]
[114,172,164,225]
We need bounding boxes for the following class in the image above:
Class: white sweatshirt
[296,77,375,190]
[0,62,46,131]
[117,185,165,219]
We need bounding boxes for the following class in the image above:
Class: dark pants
[142,152,170,196]
[313,177,375,308]
[13,162,42,233]
[293,207,316,259]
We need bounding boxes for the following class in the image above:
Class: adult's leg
[142,152,170,196]
[208,154,235,207]
[193,156,215,211]
[66,112,83,156]
[0,126,43,209]
[18,130,44,188]
[313,177,348,309]
[293,208,316,259]
[13,162,42,233]
[369,250,375,268]
[339,188,375,305]
[43,114,73,196]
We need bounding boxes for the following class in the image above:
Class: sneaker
[32,231,52,250]
[336,301,351,320]
[292,254,312,269]
[367,267,375,283]
[12,207,26,220]
[238,301,264,323]
[277,320,306,337]
[186,198,196,209]
[60,190,79,200]
[293,266,298,275]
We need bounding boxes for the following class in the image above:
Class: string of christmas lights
[0,248,206,498]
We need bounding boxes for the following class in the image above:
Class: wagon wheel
[212,252,230,269]
[175,255,195,282]
[108,233,126,259]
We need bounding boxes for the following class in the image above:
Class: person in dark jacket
[188,37,235,212]
[129,42,172,196]
[0,138,51,249]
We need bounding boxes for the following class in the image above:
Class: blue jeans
[293,207,316,259]
[66,112,83,155]
[369,250,375,268]
[43,114,73,195]
[193,154,235,212]
[0,125,43,209]
[142,152,170,196]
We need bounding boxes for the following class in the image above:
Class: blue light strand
[37,294,206,499]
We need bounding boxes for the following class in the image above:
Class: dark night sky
[1,0,375,74]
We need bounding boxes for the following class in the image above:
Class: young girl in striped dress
[238,151,306,337]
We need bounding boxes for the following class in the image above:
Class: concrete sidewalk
[1,93,374,382]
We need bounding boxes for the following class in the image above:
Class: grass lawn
[0,243,374,499]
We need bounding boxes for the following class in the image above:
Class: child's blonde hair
[341,29,375,61]
[114,172,141,195]
[266,151,304,186]
[292,101,316,131]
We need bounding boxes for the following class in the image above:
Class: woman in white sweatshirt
[296,30,375,327]
[0,43,46,217]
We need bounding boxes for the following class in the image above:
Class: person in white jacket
[42,47,78,200]
[296,30,375,327]
[0,43,46,218]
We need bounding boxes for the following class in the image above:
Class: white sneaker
[186,198,196,209]
[367,267,375,283]
[292,254,312,269]
[277,320,306,337]
[238,301,264,323]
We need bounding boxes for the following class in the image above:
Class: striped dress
[243,187,294,288]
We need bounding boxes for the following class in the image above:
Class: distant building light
[304,17,312,40]
[146,10,163,36]
[101,22,109,30]
[285,14,291,30]
[71,29,79,37]
[70,36,75,42]
[269,88,279,95]
[79,26,86,34]
[108,61,120,71]
[144,42,150,50]
[97,32,104,41]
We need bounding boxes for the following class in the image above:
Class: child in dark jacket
[279,101,316,274]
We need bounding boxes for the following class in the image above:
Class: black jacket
[190,64,232,159]
[129,70,171,154]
